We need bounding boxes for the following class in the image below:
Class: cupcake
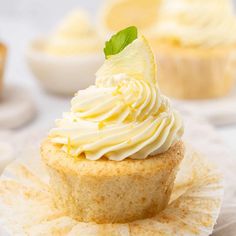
[41,27,184,224]
[0,42,7,97]
[44,9,101,55]
[151,0,236,99]
[27,9,103,95]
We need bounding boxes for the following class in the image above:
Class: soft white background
[0,0,235,154]
[0,0,100,30]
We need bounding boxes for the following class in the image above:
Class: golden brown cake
[0,43,7,97]
[41,139,184,223]
[0,144,224,236]
[41,27,184,224]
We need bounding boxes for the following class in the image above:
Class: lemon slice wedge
[99,0,161,34]
[96,35,157,84]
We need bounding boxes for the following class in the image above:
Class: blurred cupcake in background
[151,0,236,99]
[27,8,103,95]
[0,42,7,98]
[45,9,101,55]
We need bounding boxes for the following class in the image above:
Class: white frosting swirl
[154,0,236,47]
[50,69,183,161]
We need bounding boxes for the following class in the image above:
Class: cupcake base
[154,45,236,99]
[0,145,223,236]
[41,140,184,224]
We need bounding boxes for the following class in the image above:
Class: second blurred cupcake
[0,42,7,98]
[151,0,236,99]
[27,9,103,95]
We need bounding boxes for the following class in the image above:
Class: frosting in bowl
[154,0,236,48]
[45,9,102,55]
[49,37,184,161]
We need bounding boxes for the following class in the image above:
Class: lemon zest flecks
[127,139,132,145]
[98,121,105,129]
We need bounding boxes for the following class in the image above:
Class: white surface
[218,126,236,154]
[0,85,35,128]
[0,141,14,174]
[0,131,15,175]
[174,86,236,126]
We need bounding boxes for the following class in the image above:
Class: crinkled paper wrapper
[0,143,223,236]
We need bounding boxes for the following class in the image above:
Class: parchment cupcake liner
[0,145,223,236]
[155,46,236,99]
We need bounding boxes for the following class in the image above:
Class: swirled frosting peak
[50,35,184,161]
[154,0,236,47]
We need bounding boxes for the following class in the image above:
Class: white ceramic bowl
[26,39,104,95]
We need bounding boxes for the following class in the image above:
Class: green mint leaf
[104,26,138,59]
